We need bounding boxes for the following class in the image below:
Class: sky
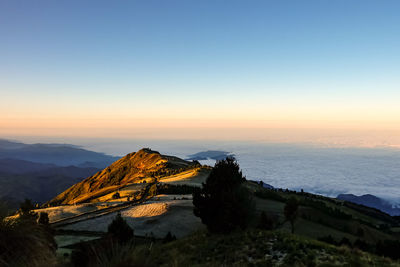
[1,0,400,146]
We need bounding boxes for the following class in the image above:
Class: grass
[252,185,400,246]
[286,217,357,242]
[143,229,400,267]
[0,214,58,266]
[55,235,102,264]
[391,227,400,233]
[54,227,400,266]
[160,168,210,186]
[254,197,286,218]
[95,183,146,202]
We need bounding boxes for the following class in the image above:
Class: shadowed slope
[48,149,195,205]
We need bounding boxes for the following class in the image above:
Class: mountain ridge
[337,193,400,216]
[48,148,197,205]
[0,139,119,168]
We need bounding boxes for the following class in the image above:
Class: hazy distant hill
[0,141,110,209]
[49,148,198,205]
[337,193,400,216]
[0,158,57,174]
[0,140,27,149]
[0,139,119,168]
[186,150,234,161]
[0,165,100,210]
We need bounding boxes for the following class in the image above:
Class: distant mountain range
[337,193,400,216]
[0,166,99,210]
[186,150,234,161]
[0,139,119,168]
[0,139,121,210]
[0,158,57,174]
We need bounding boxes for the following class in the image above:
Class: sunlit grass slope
[48,148,198,205]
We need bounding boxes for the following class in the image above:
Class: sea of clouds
[22,137,400,206]
[192,143,400,206]
[233,144,400,206]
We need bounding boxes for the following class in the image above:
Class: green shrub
[284,197,299,234]
[107,213,134,243]
[258,211,274,230]
[163,231,177,243]
[193,157,254,233]
[38,212,49,225]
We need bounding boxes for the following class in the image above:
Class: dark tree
[339,237,352,247]
[284,197,299,234]
[318,235,337,245]
[107,213,134,243]
[354,239,370,251]
[38,212,50,225]
[376,239,400,260]
[356,227,364,237]
[258,211,274,230]
[19,198,38,221]
[193,157,253,233]
[163,231,177,243]
[19,199,34,215]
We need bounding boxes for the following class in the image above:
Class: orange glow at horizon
[2,114,400,149]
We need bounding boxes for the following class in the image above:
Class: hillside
[0,140,120,210]
[51,179,400,266]
[147,230,399,266]
[0,166,100,209]
[338,193,400,216]
[0,159,57,174]
[48,148,199,205]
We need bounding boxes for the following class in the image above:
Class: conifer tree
[193,157,253,233]
[107,213,134,243]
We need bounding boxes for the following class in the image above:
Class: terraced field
[60,195,202,238]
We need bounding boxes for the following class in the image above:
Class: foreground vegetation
[63,229,400,267]
[151,229,400,267]
[0,200,57,266]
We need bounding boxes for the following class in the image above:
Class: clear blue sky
[1,1,400,143]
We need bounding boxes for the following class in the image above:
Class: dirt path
[51,183,156,227]
[51,200,144,227]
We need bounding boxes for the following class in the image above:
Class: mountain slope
[0,156,101,210]
[49,148,197,205]
[0,166,99,209]
[0,159,57,174]
[337,193,400,216]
